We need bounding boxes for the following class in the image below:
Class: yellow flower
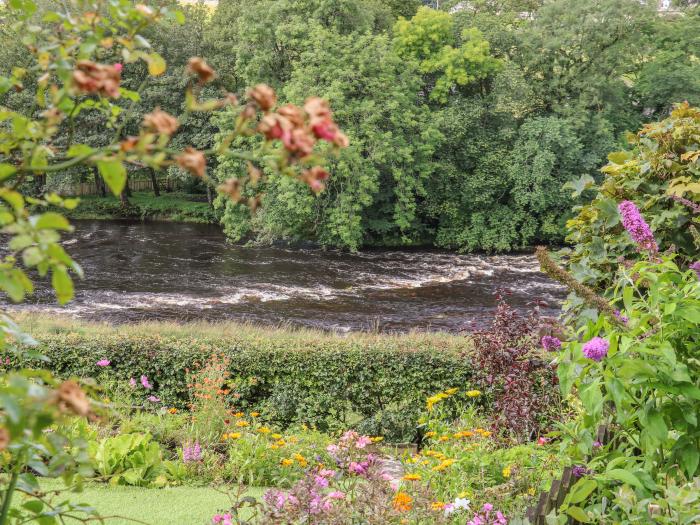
[426,392,448,411]
[275,439,286,446]
[424,431,437,438]
[293,453,307,466]
[432,459,456,472]
[280,458,294,466]
[458,491,469,499]
[527,487,536,496]
[228,432,241,440]
[445,387,459,395]
[233,412,244,418]
[431,501,446,511]
[271,433,283,440]
[270,444,279,450]
[371,436,384,443]
[251,412,260,417]
[438,435,450,442]
[502,466,511,478]
[422,460,430,466]
[257,426,271,434]
[236,420,249,427]
[466,390,481,398]
[402,473,422,481]
[168,407,178,414]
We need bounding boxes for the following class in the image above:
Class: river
[10,220,565,332]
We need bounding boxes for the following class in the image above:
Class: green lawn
[18,479,264,525]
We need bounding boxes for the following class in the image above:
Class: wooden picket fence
[66,176,175,196]
[524,425,612,524]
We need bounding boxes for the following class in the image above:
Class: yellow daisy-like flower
[251,412,260,417]
[466,390,481,398]
[444,387,459,395]
[422,460,430,466]
[271,433,283,440]
[236,420,249,427]
[502,466,511,478]
[269,444,279,450]
[402,473,422,481]
[371,436,384,443]
[275,439,286,446]
[424,431,437,438]
[458,491,469,499]
[293,453,307,466]
[280,458,294,466]
[257,427,271,434]
[527,487,536,496]
[438,435,450,442]
[431,501,446,511]
[233,412,244,418]
[432,459,456,472]
[168,407,178,414]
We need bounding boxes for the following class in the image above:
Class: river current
[10,220,566,332]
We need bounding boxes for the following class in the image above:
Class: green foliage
[28,326,476,442]
[89,433,168,488]
[554,256,700,520]
[564,104,700,289]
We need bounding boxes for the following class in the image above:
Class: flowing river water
[11,220,566,332]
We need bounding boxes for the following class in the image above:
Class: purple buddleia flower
[614,310,629,324]
[690,261,700,279]
[618,200,658,253]
[572,465,592,478]
[582,337,609,362]
[541,335,562,351]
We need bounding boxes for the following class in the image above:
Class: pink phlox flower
[541,335,561,351]
[129,377,137,388]
[141,374,153,389]
[96,359,111,367]
[113,63,123,73]
[328,490,345,500]
[147,395,160,403]
[314,475,329,488]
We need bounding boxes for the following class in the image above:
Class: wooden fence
[524,426,612,524]
[65,177,175,196]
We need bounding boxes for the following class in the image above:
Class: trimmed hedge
[25,320,476,440]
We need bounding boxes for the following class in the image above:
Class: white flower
[454,497,471,510]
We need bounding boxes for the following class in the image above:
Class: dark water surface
[11,220,565,332]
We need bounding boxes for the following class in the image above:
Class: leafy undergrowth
[65,191,219,223]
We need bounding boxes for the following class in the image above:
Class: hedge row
[24,321,476,440]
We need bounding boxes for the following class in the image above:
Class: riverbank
[65,191,219,224]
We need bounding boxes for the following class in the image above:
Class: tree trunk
[206,184,213,207]
[149,168,160,197]
[93,167,106,197]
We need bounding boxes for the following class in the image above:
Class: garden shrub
[27,326,480,441]
[563,103,700,290]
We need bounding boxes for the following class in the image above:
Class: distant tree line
[1,0,698,251]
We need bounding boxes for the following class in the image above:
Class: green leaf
[97,160,127,196]
[0,163,17,181]
[51,265,74,305]
[605,468,644,489]
[146,52,166,76]
[608,151,630,165]
[66,144,94,158]
[644,408,668,441]
[567,479,597,504]
[680,444,699,478]
[35,212,71,231]
[566,507,591,523]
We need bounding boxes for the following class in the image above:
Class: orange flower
[72,60,121,98]
[168,407,178,414]
[393,492,413,512]
[143,108,179,136]
[52,380,90,416]
[187,57,216,83]
[176,147,206,178]
[248,84,277,111]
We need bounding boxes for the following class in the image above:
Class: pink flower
[537,437,550,446]
[141,375,153,389]
[212,515,223,524]
[690,261,700,279]
[326,444,339,454]
[483,503,493,512]
[114,63,123,73]
[355,435,372,449]
[389,479,400,492]
[582,337,609,362]
[96,359,111,367]
[348,462,365,474]
[541,336,561,351]
[618,200,658,253]
[129,377,137,388]
[319,469,336,478]
[328,491,345,500]
[314,475,329,488]
[148,395,160,403]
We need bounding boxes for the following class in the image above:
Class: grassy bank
[17,315,476,441]
[65,191,219,224]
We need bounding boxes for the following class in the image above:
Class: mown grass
[17,478,264,525]
[66,191,219,224]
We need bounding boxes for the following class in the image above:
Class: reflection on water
[8,220,565,332]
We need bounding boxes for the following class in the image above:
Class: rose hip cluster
[72,60,122,98]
